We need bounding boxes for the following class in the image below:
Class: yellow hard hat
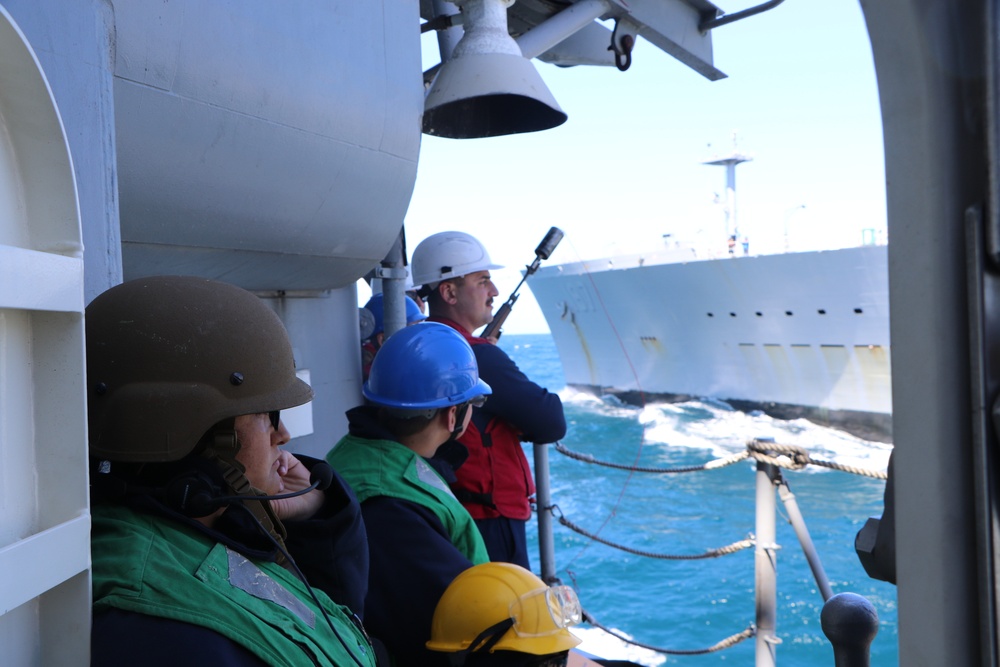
[426,562,582,658]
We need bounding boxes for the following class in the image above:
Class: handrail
[553,439,888,479]
[538,435,886,663]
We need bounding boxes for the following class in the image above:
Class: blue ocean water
[498,333,898,666]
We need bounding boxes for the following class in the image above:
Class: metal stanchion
[755,460,780,667]
[534,442,558,583]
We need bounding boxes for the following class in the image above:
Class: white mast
[704,137,752,240]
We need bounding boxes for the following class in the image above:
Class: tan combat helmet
[86,275,313,463]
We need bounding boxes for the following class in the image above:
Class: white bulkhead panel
[0,7,90,665]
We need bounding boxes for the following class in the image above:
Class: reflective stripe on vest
[91,504,375,666]
[327,434,490,564]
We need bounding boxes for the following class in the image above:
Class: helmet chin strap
[202,425,290,566]
[451,402,471,441]
[448,618,515,666]
[416,282,436,300]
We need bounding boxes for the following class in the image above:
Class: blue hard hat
[364,322,491,410]
[363,293,426,338]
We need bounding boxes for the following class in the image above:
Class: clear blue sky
[397,0,884,334]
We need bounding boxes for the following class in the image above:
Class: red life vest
[361,340,378,382]
[428,317,536,520]
[455,417,535,520]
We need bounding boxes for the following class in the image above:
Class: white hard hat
[411,231,504,288]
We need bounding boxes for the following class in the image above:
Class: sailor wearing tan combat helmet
[87,275,377,667]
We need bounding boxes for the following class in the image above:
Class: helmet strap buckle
[451,402,472,440]
[451,617,515,665]
[202,424,291,565]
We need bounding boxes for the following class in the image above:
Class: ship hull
[528,245,891,441]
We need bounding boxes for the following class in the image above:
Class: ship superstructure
[530,243,891,440]
[529,150,891,439]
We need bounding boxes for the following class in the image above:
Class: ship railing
[533,437,886,666]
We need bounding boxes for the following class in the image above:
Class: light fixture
[423,0,567,139]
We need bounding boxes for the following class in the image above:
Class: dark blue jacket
[469,341,566,443]
[91,456,372,666]
[340,406,474,667]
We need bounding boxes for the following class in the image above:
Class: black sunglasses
[269,410,281,430]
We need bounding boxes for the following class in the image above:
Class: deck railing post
[534,442,558,583]
[821,592,878,667]
[755,458,780,666]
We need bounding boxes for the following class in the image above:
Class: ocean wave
[572,627,667,667]
[562,393,892,475]
[648,400,891,474]
[559,386,646,419]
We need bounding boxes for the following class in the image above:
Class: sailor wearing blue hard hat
[412,231,566,570]
[360,293,427,381]
[326,322,493,667]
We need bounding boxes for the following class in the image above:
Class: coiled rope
[746,439,888,479]
[554,442,749,473]
[584,610,757,655]
[550,438,885,558]
[554,439,888,480]
[556,509,754,560]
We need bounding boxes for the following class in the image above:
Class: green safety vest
[91,503,376,667]
[326,435,489,565]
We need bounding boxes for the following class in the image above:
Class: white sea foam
[564,394,892,476]
[573,626,667,666]
[560,386,646,420]
[643,400,892,474]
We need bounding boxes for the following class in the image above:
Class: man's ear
[439,281,459,305]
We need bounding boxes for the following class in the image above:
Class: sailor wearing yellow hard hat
[427,562,583,667]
